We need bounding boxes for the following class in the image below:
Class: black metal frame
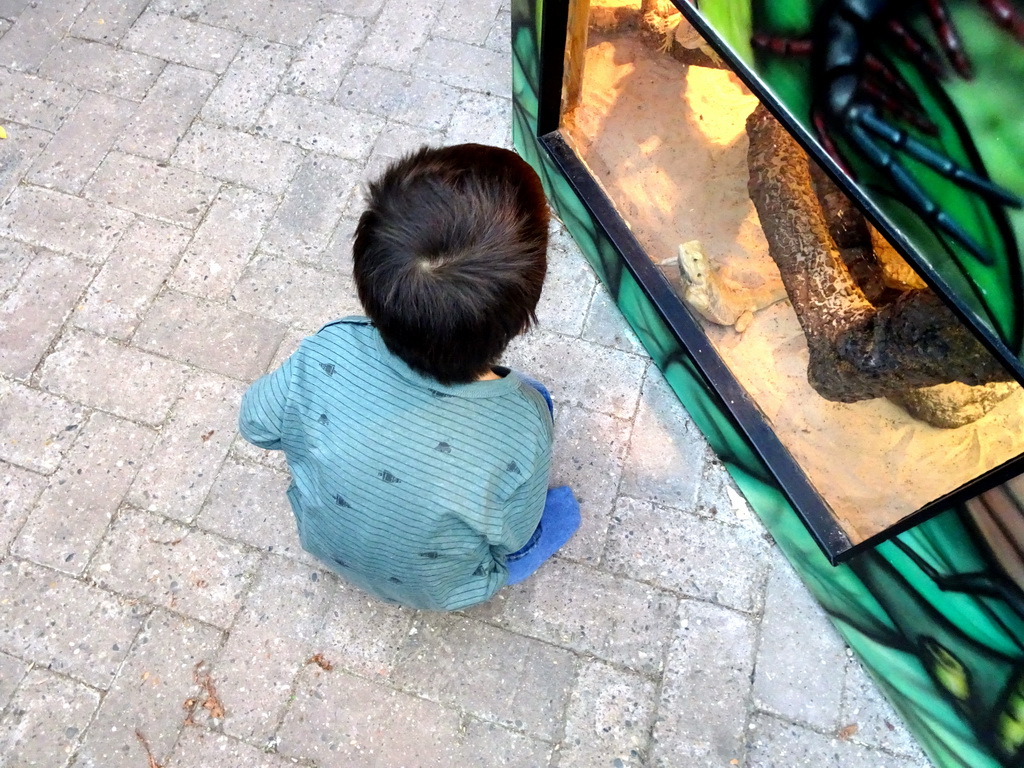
[529,0,1024,563]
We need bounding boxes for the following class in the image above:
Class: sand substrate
[561,31,1024,543]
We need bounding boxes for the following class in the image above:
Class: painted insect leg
[886,17,947,77]
[749,33,813,56]
[858,108,1023,207]
[914,0,1024,79]
[859,71,936,133]
[812,108,850,172]
[924,0,975,77]
[846,108,999,264]
[979,0,1024,43]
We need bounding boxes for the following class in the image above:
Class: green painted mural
[511,1,1024,765]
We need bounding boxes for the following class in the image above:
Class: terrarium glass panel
[691,0,1024,380]
[557,0,1024,544]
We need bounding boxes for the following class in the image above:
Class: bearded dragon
[662,240,788,332]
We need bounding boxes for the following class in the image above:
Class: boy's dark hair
[353,143,549,385]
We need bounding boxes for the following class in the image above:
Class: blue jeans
[505,376,580,585]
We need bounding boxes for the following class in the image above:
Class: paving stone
[116,64,218,161]
[261,94,385,161]
[37,38,164,101]
[261,154,360,259]
[40,329,189,425]
[392,614,577,740]
[753,556,847,730]
[0,558,145,688]
[201,38,292,130]
[357,0,443,72]
[503,329,648,419]
[284,14,367,100]
[268,328,306,370]
[548,405,631,564]
[548,220,585,260]
[213,557,334,743]
[364,122,447,179]
[73,609,223,768]
[534,228,597,337]
[232,252,363,332]
[256,336,307,382]
[746,713,932,768]
[73,217,192,340]
[692,454,765,530]
[0,1,29,22]
[483,559,676,676]
[582,285,647,356]
[313,580,414,678]
[444,91,512,148]
[0,667,100,767]
[146,0,207,16]
[0,237,34,296]
[200,0,322,46]
[197,457,308,561]
[277,663,464,767]
[559,661,657,768]
[71,0,150,44]
[417,38,511,98]
[267,331,310,373]
[168,185,276,299]
[85,151,220,227]
[841,658,931,761]
[338,65,461,131]
[166,728,297,768]
[312,211,359,274]
[486,9,512,52]
[26,92,136,194]
[173,121,302,195]
[12,411,155,574]
[90,507,261,628]
[0,125,50,206]
[0,184,133,263]
[229,432,289,474]
[455,719,553,768]
[618,367,710,510]
[126,371,245,521]
[320,0,385,16]
[0,251,94,379]
[123,10,243,73]
[434,0,503,46]
[604,497,771,613]
[0,0,89,72]
[0,380,86,473]
[0,651,28,711]
[651,599,756,768]
[0,70,79,132]
[0,463,46,553]
[134,290,284,380]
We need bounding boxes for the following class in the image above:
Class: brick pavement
[0,1,934,766]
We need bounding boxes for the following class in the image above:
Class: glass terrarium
[512,4,1024,764]
[524,0,1024,561]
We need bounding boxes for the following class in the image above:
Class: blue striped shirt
[238,317,553,610]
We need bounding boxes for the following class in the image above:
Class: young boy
[239,144,580,611]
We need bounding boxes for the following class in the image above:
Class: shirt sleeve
[238,356,295,450]
[490,438,552,555]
